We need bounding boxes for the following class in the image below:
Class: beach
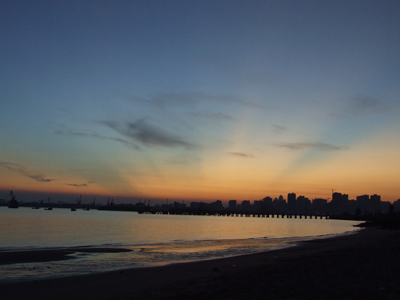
[1,227,399,300]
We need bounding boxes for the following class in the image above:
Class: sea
[0,207,361,283]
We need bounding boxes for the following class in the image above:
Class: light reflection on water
[0,207,361,282]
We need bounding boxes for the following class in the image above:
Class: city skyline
[1,1,400,203]
[1,188,394,209]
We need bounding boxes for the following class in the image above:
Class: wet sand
[2,227,400,300]
[0,247,132,265]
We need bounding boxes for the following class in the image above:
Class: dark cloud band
[276,142,349,151]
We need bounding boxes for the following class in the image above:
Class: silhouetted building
[354,194,381,214]
[380,201,391,214]
[261,196,273,213]
[272,195,287,213]
[287,193,296,214]
[357,195,370,214]
[393,199,400,213]
[228,200,237,211]
[241,200,251,212]
[344,199,358,215]
[262,197,272,206]
[253,200,262,212]
[312,198,327,215]
[174,201,186,209]
[370,194,381,213]
[190,202,201,209]
[331,192,348,215]
[209,200,224,212]
[296,195,311,215]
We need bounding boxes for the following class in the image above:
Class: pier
[98,204,330,219]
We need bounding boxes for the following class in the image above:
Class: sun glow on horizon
[1,1,400,204]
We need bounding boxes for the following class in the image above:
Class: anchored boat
[8,190,19,209]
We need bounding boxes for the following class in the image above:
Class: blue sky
[1,0,400,203]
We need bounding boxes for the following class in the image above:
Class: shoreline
[0,229,359,280]
[0,247,133,265]
[0,228,359,267]
[2,227,400,299]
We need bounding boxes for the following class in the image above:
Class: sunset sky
[1,1,399,204]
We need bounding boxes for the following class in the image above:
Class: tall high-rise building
[272,196,287,213]
[228,200,237,211]
[241,200,251,212]
[370,194,381,213]
[312,198,327,215]
[331,192,343,214]
[296,195,311,215]
[357,195,370,214]
[287,193,296,214]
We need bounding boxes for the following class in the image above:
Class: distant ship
[8,190,19,209]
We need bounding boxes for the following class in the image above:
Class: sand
[0,247,132,265]
[1,227,400,300]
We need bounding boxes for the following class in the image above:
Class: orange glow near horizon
[1,120,399,204]
[1,1,400,207]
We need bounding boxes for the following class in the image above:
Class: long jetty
[98,204,331,219]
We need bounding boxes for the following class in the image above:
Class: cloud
[271,124,287,133]
[55,129,140,149]
[0,161,23,172]
[276,142,349,151]
[119,91,269,110]
[187,112,236,122]
[0,161,57,183]
[27,175,56,182]
[117,93,196,109]
[351,95,382,114]
[228,152,255,158]
[331,94,386,118]
[65,183,88,187]
[102,119,194,148]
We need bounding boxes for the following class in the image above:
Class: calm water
[0,207,361,282]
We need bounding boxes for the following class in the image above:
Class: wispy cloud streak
[102,119,194,149]
[55,130,140,149]
[271,124,287,133]
[119,91,270,110]
[65,183,88,187]
[0,161,56,182]
[350,94,385,115]
[276,142,349,151]
[331,94,386,118]
[228,152,255,158]
[187,112,235,122]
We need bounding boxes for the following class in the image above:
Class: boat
[44,198,53,210]
[8,190,19,209]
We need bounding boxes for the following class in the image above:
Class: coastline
[0,229,359,282]
[0,247,133,265]
[2,227,400,300]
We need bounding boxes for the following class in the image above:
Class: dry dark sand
[2,227,400,300]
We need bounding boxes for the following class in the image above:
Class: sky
[1,0,400,204]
